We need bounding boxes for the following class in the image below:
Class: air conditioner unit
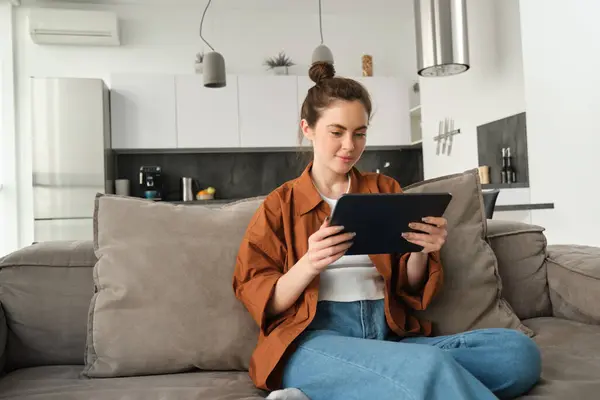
[28,8,120,46]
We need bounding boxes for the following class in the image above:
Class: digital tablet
[329,192,452,255]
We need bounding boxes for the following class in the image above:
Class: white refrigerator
[31,77,113,242]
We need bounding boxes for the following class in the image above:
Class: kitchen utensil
[182,177,194,202]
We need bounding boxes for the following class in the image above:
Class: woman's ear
[300,119,315,142]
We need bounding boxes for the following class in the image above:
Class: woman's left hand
[402,217,448,254]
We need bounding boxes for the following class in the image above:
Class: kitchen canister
[478,166,490,184]
[182,177,194,202]
[115,179,130,196]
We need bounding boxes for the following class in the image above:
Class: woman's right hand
[303,218,355,276]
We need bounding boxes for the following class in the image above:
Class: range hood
[414,0,470,77]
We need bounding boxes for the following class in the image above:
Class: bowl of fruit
[196,186,216,200]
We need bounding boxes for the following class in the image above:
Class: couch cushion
[84,195,264,378]
[0,241,95,371]
[486,220,552,320]
[546,245,600,325]
[520,317,600,399]
[404,169,531,336]
[0,366,267,400]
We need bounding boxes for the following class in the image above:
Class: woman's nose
[342,134,355,150]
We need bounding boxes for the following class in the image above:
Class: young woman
[233,62,541,400]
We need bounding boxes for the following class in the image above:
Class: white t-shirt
[314,178,385,302]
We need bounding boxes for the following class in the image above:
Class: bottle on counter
[500,148,508,184]
[506,147,517,183]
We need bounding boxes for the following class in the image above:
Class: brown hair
[298,62,372,145]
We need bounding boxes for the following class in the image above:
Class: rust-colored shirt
[232,162,443,391]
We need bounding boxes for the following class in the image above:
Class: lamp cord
[318,0,324,44]
[200,0,215,51]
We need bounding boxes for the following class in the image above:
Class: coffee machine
[139,166,164,200]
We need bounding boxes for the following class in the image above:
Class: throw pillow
[403,169,533,337]
[83,194,264,378]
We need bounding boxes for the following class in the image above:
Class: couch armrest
[485,219,552,320]
[546,244,600,325]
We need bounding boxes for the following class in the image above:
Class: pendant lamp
[311,0,334,64]
[414,0,470,77]
[200,0,226,88]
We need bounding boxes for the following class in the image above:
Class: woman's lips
[338,156,354,163]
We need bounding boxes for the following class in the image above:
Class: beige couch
[0,218,598,399]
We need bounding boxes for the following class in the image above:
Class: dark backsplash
[477,112,529,186]
[115,149,423,201]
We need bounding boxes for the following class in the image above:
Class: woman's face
[301,100,369,176]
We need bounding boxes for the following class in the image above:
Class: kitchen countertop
[168,199,555,212]
[495,203,554,212]
[168,198,244,205]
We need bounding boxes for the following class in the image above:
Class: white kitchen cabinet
[238,76,299,148]
[356,77,411,146]
[110,74,177,149]
[297,75,314,113]
[175,75,240,148]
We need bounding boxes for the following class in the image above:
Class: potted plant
[264,51,295,75]
[194,51,204,74]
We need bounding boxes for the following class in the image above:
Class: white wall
[13,0,419,249]
[419,0,526,179]
[519,0,600,246]
[0,3,19,257]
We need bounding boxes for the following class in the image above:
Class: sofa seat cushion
[520,317,600,399]
[0,366,267,400]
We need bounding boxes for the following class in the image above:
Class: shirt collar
[293,161,373,216]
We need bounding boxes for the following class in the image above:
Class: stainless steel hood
[414,0,470,77]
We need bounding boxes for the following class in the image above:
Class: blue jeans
[282,300,541,400]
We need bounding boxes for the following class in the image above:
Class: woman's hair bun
[309,62,336,85]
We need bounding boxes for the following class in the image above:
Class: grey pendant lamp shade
[312,44,334,64]
[414,0,470,77]
[200,0,226,88]
[203,51,226,88]
[312,0,334,65]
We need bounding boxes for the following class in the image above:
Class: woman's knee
[411,345,457,374]
[496,329,542,397]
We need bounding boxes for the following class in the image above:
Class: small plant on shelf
[264,51,295,75]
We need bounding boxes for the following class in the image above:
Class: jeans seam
[297,344,417,400]
[360,301,366,339]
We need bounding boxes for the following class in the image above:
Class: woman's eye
[331,131,343,136]
[355,132,367,137]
